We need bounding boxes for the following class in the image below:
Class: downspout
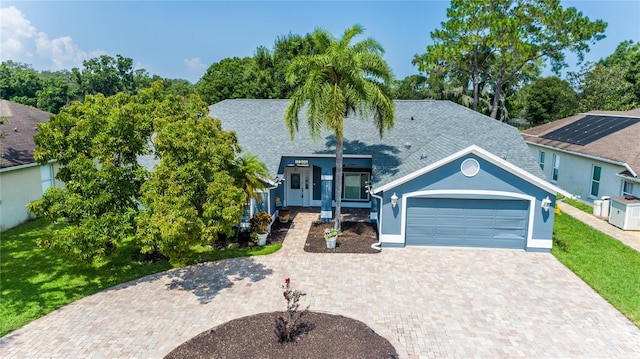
[369,190,383,252]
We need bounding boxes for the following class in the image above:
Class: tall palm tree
[285,24,395,231]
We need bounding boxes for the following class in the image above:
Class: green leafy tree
[392,74,429,100]
[27,84,161,263]
[195,57,256,104]
[579,63,638,111]
[522,76,578,125]
[0,61,42,107]
[137,95,245,264]
[572,40,640,111]
[285,24,395,231]
[416,0,607,119]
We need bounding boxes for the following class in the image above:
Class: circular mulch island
[165,311,398,359]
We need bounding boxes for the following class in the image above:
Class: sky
[1,1,639,84]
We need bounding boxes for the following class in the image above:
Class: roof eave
[373,145,576,199]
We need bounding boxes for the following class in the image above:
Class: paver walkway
[559,201,640,252]
[2,211,640,358]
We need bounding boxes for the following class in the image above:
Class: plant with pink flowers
[274,277,309,342]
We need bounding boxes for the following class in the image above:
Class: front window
[590,165,601,197]
[343,172,370,200]
[623,181,634,196]
[539,151,545,170]
[552,154,560,182]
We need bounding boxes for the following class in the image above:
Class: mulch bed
[164,311,398,359]
[305,221,380,253]
[211,219,292,250]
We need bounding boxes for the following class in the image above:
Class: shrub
[250,210,272,234]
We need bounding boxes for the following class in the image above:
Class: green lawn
[0,219,281,337]
[552,213,640,327]
[562,197,593,214]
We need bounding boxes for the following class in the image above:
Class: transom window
[343,172,370,201]
[539,151,545,170]
[590,165,601,197]
[622,181,634,196]
[552,154,560,182]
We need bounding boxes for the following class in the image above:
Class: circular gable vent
[461,158,480,177]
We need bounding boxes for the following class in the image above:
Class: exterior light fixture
[391,192,399,208]
[541,196,552,212]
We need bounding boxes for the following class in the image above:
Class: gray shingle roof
[0,100,53,168]
[209,99,545,187]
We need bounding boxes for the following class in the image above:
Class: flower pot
[325,236,337,249]
[257,233,268,246]
[279,209,290,223]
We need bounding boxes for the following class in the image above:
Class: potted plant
[250,210,272,246]
[278,208,291,223]
[324,227,338,249]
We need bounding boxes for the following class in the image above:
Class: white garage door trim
[399,190,535,248]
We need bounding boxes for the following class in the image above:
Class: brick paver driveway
[2,212,640,358]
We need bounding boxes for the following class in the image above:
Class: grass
[552,213,640,328]
[562,197,593,214]
[0,219,281,337]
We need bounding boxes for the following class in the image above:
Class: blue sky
[1,1,639,84]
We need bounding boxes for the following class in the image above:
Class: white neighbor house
[0,100,62,231]
[522,109,640,204]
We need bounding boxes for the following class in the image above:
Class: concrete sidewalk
[558,201,640,252]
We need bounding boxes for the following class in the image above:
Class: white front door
[287,168,311,206]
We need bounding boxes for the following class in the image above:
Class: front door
[287,168,311,206]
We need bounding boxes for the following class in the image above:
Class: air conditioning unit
[608,196,640,230]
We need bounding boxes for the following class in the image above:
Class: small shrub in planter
[250,210,272,234]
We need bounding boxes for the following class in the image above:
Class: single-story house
[210,99,570,252]
[0,100,62,231]
[522,109,640,203]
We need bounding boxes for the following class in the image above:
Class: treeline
[0,55,193,114]
[3,28,638,126]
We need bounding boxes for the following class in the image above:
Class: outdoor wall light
[541,196,552,212]
[391,192,399,208]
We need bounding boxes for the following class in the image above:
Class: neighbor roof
[0,100,52,168]
[209,99,545,188]
[522,109,640,177]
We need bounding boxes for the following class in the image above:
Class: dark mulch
[211,219,292,250]
[305,221,380,253]
[164,311,398,359]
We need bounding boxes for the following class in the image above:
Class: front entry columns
[321,174,333,222]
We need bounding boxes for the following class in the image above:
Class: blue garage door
[406,198,528,249]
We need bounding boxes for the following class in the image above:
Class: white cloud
[184,57,207,73]
[0,6,103,70]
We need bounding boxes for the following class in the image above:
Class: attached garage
[405,198,529,249]
[373,146,572,252]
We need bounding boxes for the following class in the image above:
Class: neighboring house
[210,99,570,252]
[0,100,62,231]
[522,109,640,203]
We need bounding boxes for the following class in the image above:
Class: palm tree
[284,24,395,231]
[233,152,270,205]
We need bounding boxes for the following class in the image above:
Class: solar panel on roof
[541,115,640,145]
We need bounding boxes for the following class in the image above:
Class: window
[290,173,300,189]
[623,181,634,196]
[590,165,601,197]
[552,154,560,182]
[343,172,370,200]
[539,151,545,170]
[40,164,53,194]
